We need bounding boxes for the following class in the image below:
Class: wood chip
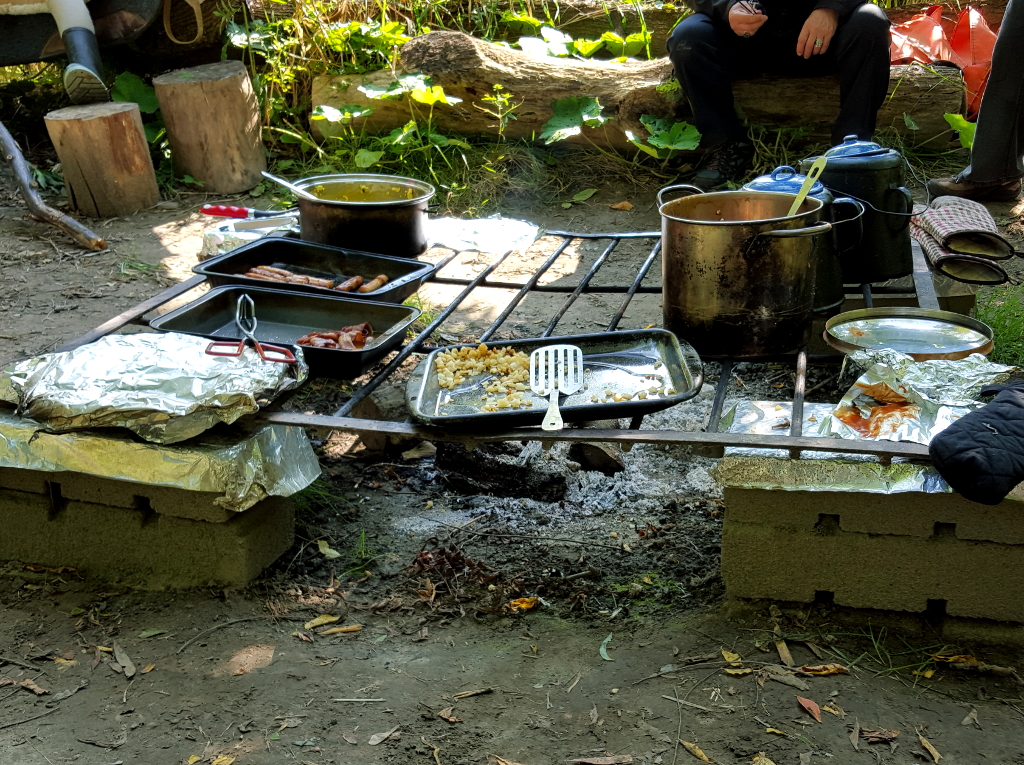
[918,731,941,763]
[961,707,981,729]
[453,687,493,699]
[568,757,633,764]
[774,639,795,668]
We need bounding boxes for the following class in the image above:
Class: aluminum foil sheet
[714,401,953,494]
[817,349,1014,444]
[0,333,308,445]
[0,411,320,512]
[200,217,299,260]
[428,216,540,254]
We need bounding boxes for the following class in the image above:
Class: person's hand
[796,8,838,58]
[728,2,768,38]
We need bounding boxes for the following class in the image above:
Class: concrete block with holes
[721,487,1024,624]
[0,467,294,588]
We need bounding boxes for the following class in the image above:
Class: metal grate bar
[607,239,662,331]
[543,237,620,337]
[479,236,574,342]
[428,277,660,294]
[788,348,808,459]
[333,247,520,417]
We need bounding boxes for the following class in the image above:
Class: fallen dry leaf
[112,643,136,679]
[368,725,400,745]
[343,733,357,744]
[725,668,752,677]
[437,706,462,723]
[317,539,342,559]
[609,201,633,211]
[913,668,935,679]
[216,644,275,677]
[53,657,78,671]
[211,757,236,765]
[961,707,981,729]
[774,639,795,667]
[319,625,362,635]
[17,678,49,695]
[188,757,202,764]
[488,757,530,765]
[751,754,776,765]
[454,688,493,699]
[918,731,941,762]
[796,696,821,722]
[681,741,714,763]
[589,704,599,724]
[860,728,900,743]
[800,663,848,676]
[931,653,976,663]
[141,664,155,674]
[293,631,314,643]
[304,614,340,630]
[721,648,741,665]
[508,597,539,612]
[568,757,632,764]
[850,719,860,751]
[418,579,437,604]
[822,702,845,718]
[765,728,786,736]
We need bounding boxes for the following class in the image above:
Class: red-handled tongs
[205,294,297,364]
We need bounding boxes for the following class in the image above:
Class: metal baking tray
[406,329,703,428]
[150,285,421,379]
[193,238,433,304]
[824,307,994,361]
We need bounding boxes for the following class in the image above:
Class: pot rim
[295,173,435,207]
[659,190,824,225]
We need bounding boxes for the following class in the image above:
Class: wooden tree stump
[311,31,964,152]
[154,60,266,194]
[44,102,160,218]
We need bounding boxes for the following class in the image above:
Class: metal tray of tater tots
[406,329,704,428]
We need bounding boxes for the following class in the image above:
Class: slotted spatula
[530,344,584,431]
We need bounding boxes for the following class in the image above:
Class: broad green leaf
[447,138,472,149]
[385,120,419,148]
[311,104,373,123]
[354,149,384,168]
[903,112,919,130]
[501,10,543,32]
[358,81,405,101]
[944,113,976,149]
[111,72,159,114]
[626,130,661,158]
[541,26,573,44]
[539,96,607,144]
[600,30,650,57]
[410,86,462,106]
[561,201,573,208]
[518,35,570,57]
[139,629,167,638]
[317,539,342,559]
[646,120,700,151]
[572,188,598,202]
[572,38,604,57]
[427,132,450,146]
[225,19,273,53]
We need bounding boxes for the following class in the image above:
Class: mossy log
[311,31,964,153]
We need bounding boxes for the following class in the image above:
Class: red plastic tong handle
[205,339,297,364]
[201,204,251,218]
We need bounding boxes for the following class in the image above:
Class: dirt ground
[4,164,1024,765]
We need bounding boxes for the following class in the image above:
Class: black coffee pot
[800,136,913,284]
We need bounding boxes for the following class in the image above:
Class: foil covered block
[200,218,299,260]
[1,333,308,445]
[0,411,320,512]
[713,400,1023,501]
[428,216,540,254]
[817,350,1014,444]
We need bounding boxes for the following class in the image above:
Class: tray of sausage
[150,285,421,379]
[193,238,434,304]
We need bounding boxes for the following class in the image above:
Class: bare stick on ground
[0,119,107,252]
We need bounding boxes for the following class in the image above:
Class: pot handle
[831,197,865,255]
[743,221,832,256]
[657,184,704,207]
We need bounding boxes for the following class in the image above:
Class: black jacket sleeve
[684,0,740,25]
[813,0,866,21]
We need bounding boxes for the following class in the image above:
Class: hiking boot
[691,140,755,190]
[62,28,110,105]
[926,174,1022,203]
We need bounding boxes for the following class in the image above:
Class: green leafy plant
[472,84,522,139]
[518,26,573,57]
[944,112,976,149]
[540,96,608,143]
[600,30,651,58]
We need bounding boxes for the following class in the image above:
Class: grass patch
[976,283,1024,367]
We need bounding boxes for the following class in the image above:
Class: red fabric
[889,5,998,119]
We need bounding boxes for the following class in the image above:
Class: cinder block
[723,488,1024,623]
[0,487,293,588]
[56,472,233,523]
[0,467,53,495]
[725,487,1024,544]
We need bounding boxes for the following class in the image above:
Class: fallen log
[311,31,964,152]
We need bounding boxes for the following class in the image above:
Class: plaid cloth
[910,217,1009,285]
[915,195,1014,260]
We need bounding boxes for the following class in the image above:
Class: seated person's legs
[667,13,755,189]
[47,0,109,104]
[828,3,891,144]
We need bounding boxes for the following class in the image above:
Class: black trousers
[965,0,1024,183]
[667,4,891,148]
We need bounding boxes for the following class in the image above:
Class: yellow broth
[308,181,417,203]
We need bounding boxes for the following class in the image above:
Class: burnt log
[311,31,964,151]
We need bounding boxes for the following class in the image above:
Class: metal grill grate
[58,233,939,461]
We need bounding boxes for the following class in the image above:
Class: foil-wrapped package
[818,350,1014,444]
[200,217,298,260]
[428,216,540,254]
[1,333,308,445]
[0,411,319,512]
